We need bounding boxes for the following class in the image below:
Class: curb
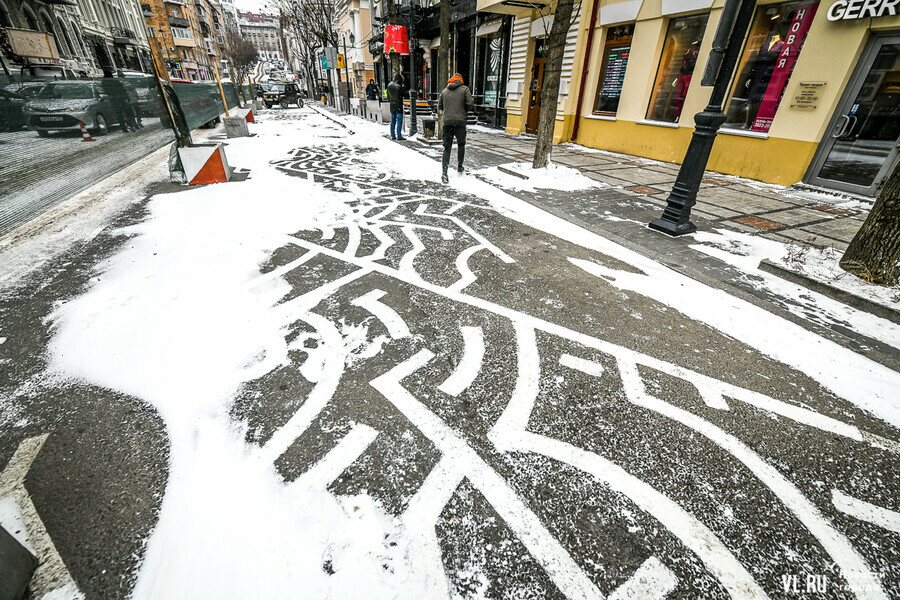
[758,259,900,325]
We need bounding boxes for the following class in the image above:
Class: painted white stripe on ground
[273,264,370,320]
[364,224,395,261]
[490,326,766,600]
[345,223,361,257]
[832,490,900,534]
[560,354,605,378]
[319,226,335,240]
[696,384,731,410]
[608,556,677,600]
[351,289,411,339]
[438,326,485,396]
[298,424,379,489]
[372,350,604,600]
[414,203,429,215]
[401,457,465,599]
[259,311,346,464]
[0,435,84,600]
[449,245,485,293]
[618,360,887,600]
[249,248,319,290]
[289,238,868,446]
[399,226,426,278]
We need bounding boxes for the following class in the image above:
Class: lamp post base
[648,217,697,236]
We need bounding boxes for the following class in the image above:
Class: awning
[430,36,440,49]
[475,19,503,38]
[530,15,553,38]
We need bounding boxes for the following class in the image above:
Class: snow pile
[688,229,900,351]
[475,161,605,192]
[774,244,900,308]
[45,112,444,599]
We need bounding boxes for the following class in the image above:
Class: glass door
[807,34,900,196]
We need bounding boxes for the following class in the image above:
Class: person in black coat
[365,79,379,101]
[386,73,405,140]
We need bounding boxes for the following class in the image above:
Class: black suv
[262,83,304,109]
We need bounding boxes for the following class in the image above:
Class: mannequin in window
[674,39,700,119]
[742,33,783,128]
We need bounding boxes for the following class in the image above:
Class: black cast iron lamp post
[648,0,757,236]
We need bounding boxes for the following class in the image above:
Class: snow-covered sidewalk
[1,107,898,599]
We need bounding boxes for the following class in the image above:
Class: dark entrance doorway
[806,33,900,197]
[526,38,547,134]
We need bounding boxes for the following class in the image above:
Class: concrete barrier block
[177,143,233,185]
[224,116,250,138]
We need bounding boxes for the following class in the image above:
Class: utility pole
[342,34,352,113]
[408,0,418,135]
[648,0,756,236]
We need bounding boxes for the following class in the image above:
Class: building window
[594,23,634,115]
[0,1,13,28]
[646,13,709,123]
[723,0,819,132]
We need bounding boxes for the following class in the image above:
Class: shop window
[646,14,709,123]
[594,24,634,115]
[723,0,819,132]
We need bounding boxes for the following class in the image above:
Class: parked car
[24,81,122,136]
[0,88,27,131]
[262,82,304,109]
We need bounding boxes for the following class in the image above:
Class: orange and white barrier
[79,121,95,142]
[177,144,232,185]
[235,107,254,123]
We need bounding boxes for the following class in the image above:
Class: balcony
[168,16,189,28]
[141,3,153,16]
[163,0,185,4]
[111,26,139,45]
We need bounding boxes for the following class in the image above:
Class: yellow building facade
[498,0,900,196]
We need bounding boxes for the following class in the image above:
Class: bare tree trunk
[437,0,450,137]
[840,161,900,285]
[533,0,576,169]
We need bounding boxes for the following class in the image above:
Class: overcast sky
[235,0,271,13]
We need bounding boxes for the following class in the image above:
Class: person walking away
[100,71,133,132]
[437,73,474,183]
[387,73,405,141]
[366,79,379,101]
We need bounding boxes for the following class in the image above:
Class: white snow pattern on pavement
[42,109,899,599]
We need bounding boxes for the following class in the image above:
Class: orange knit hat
[448,74,463,84]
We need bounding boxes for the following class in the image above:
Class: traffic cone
[79,121,95,142]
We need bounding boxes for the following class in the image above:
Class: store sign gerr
[827,0,899,20]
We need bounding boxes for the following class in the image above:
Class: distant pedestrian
[438,73,474,183]
[366,79,379,101]
[387,73,405,141]
[100,70,134,132]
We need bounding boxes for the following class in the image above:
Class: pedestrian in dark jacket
[437,73,474,183]
[386,73,405,140]
[366,79,379,101]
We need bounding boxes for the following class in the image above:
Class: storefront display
[724,0,819,132]
[646,14,708,123]
[594,24,634,115]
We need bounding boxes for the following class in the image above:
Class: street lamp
[342,33,351,114]
[648,0,756,236]
[407,0,418,135]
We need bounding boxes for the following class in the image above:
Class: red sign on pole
[384,25,410,55]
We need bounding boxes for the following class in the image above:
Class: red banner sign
[384,25,409,55]
[752,2,819,132]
